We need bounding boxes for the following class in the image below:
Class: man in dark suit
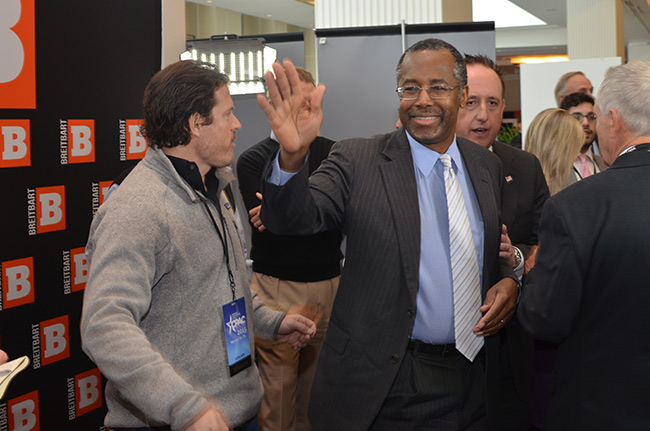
[518,61,650,429]
[255,39,520,430]
[456,54,550,430]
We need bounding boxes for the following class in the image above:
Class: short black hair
[559,92,595,111]
[395,38,467,94]
[142,60,229,149]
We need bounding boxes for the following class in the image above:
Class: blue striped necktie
[439,154,483,361]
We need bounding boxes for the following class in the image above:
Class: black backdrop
[0,1,161,429]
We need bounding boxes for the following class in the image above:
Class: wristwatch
[513,246,523,268]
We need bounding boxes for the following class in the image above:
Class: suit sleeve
[260,141,350,236]
[524,156,551,254]
[517,198,583,342]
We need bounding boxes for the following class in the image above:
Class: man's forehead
[567,74,593,91]
[215,86,234,109]
[568,102,594,113]
[399,50,456,80]
[467,64,502,96]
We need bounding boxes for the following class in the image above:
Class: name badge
[222,297,252,376]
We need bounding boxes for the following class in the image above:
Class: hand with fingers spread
[473,277,518,337]
[257,59,325,172]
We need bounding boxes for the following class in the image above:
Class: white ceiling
[186,0,316,29]
[187,0,650,51]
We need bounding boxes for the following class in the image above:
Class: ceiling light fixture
[510,55,568,64]
[180,35,278,95]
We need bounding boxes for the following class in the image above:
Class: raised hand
[257,59,325,171]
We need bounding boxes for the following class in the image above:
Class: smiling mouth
[409,112,442,125]
[411,114,440,119]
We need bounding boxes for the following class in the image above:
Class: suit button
[391,354,399,363]
[407,308,414,317]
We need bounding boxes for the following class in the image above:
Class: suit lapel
[492,142,517,229]
[379,131,421,303]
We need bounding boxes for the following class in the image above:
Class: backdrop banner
[0,1,161,429]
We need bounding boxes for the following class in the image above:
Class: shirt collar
[406,131,460,177]
[166,155,207,194]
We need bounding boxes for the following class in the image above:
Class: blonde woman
[525,108,584,195]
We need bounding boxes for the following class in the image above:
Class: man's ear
[188,112,203,137]
[610,109,623,133]
[459,85,469,108]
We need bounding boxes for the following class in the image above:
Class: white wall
[519,57,621,147]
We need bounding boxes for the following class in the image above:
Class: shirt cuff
[267,151,308,185]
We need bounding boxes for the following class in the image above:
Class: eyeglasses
[571,113,597,122]
[396,85,457,100]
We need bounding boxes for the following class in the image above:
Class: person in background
[519,60,650,430]
[525,109,584,196]
[554,71,602,156]
[456,53,550,431]
[559,92,608,182]
[236,67,342,431]
[554,71,593,106]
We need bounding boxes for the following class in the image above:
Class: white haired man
[519,61,650,429]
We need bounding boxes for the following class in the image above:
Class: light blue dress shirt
[408,133,484,344]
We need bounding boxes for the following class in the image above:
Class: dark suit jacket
[492,140,550,406]
[261,130,518,431]
[493,141,549,258]
[518,145,650,429]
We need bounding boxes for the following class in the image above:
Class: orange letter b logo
[0,0,36,109]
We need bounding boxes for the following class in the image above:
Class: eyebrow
[400,78,449,85]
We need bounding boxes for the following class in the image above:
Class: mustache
[408,110,443,118]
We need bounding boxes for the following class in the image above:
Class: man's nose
[476,101,488,120]
[414,88,433,106]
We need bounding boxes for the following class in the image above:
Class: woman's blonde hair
[525,108,584,195]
